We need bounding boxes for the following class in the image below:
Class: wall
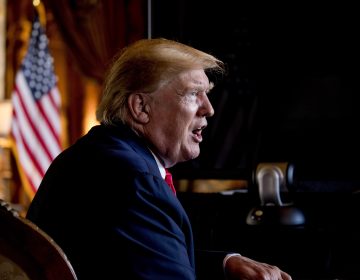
[152,1,360,180]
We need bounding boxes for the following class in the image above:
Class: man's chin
[170,146,200,165]
[184,149,200,161]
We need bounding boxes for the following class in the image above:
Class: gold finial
[32,0,41,7]
[32,0,46,27]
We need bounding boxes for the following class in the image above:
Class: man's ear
[127,93,150,124]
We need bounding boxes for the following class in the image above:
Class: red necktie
[165,169,176,195]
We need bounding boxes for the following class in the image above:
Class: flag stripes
[10,16,62,196]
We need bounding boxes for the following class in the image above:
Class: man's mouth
[192,125,206,143]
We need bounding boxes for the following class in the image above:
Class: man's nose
[198,95,214,117]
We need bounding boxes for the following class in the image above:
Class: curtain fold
[43,0,146,83]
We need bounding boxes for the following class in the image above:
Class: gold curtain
[6,0,146,143]
[43,0,146,83]
[5,0,146,206]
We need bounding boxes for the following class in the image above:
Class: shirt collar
[129,127,166,179]
[149,149,166,179]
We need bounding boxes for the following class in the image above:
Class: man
[27,38,291,279]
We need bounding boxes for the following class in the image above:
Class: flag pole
[147,0,152,39]
[32,0,46,27]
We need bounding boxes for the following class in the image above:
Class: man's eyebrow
[186,81,214,93]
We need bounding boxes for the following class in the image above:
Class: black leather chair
[0,199,78,280]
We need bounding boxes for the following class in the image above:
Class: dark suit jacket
[26,124,228,279]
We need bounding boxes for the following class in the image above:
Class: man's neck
[149,149,166,179]
[129,126,166,179]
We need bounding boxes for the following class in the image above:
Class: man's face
[144,69,214,167]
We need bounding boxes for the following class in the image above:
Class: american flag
[11,16,62,197]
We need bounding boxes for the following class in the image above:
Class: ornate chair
[0,199,78,280]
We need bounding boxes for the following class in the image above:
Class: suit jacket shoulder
[27,123,196,279]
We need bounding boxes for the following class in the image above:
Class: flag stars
[21,17,57,101]
[34,91,42,99]
[38,50,45,58]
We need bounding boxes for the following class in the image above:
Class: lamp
[0,100,12,138]
[246,162,305,226]
[0,100,12,201]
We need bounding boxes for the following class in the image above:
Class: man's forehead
[177,70,210,89]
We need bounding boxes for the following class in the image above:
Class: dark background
[152,1,360,181]
[152,3,360,279]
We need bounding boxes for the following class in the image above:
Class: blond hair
[96,38,225,126]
